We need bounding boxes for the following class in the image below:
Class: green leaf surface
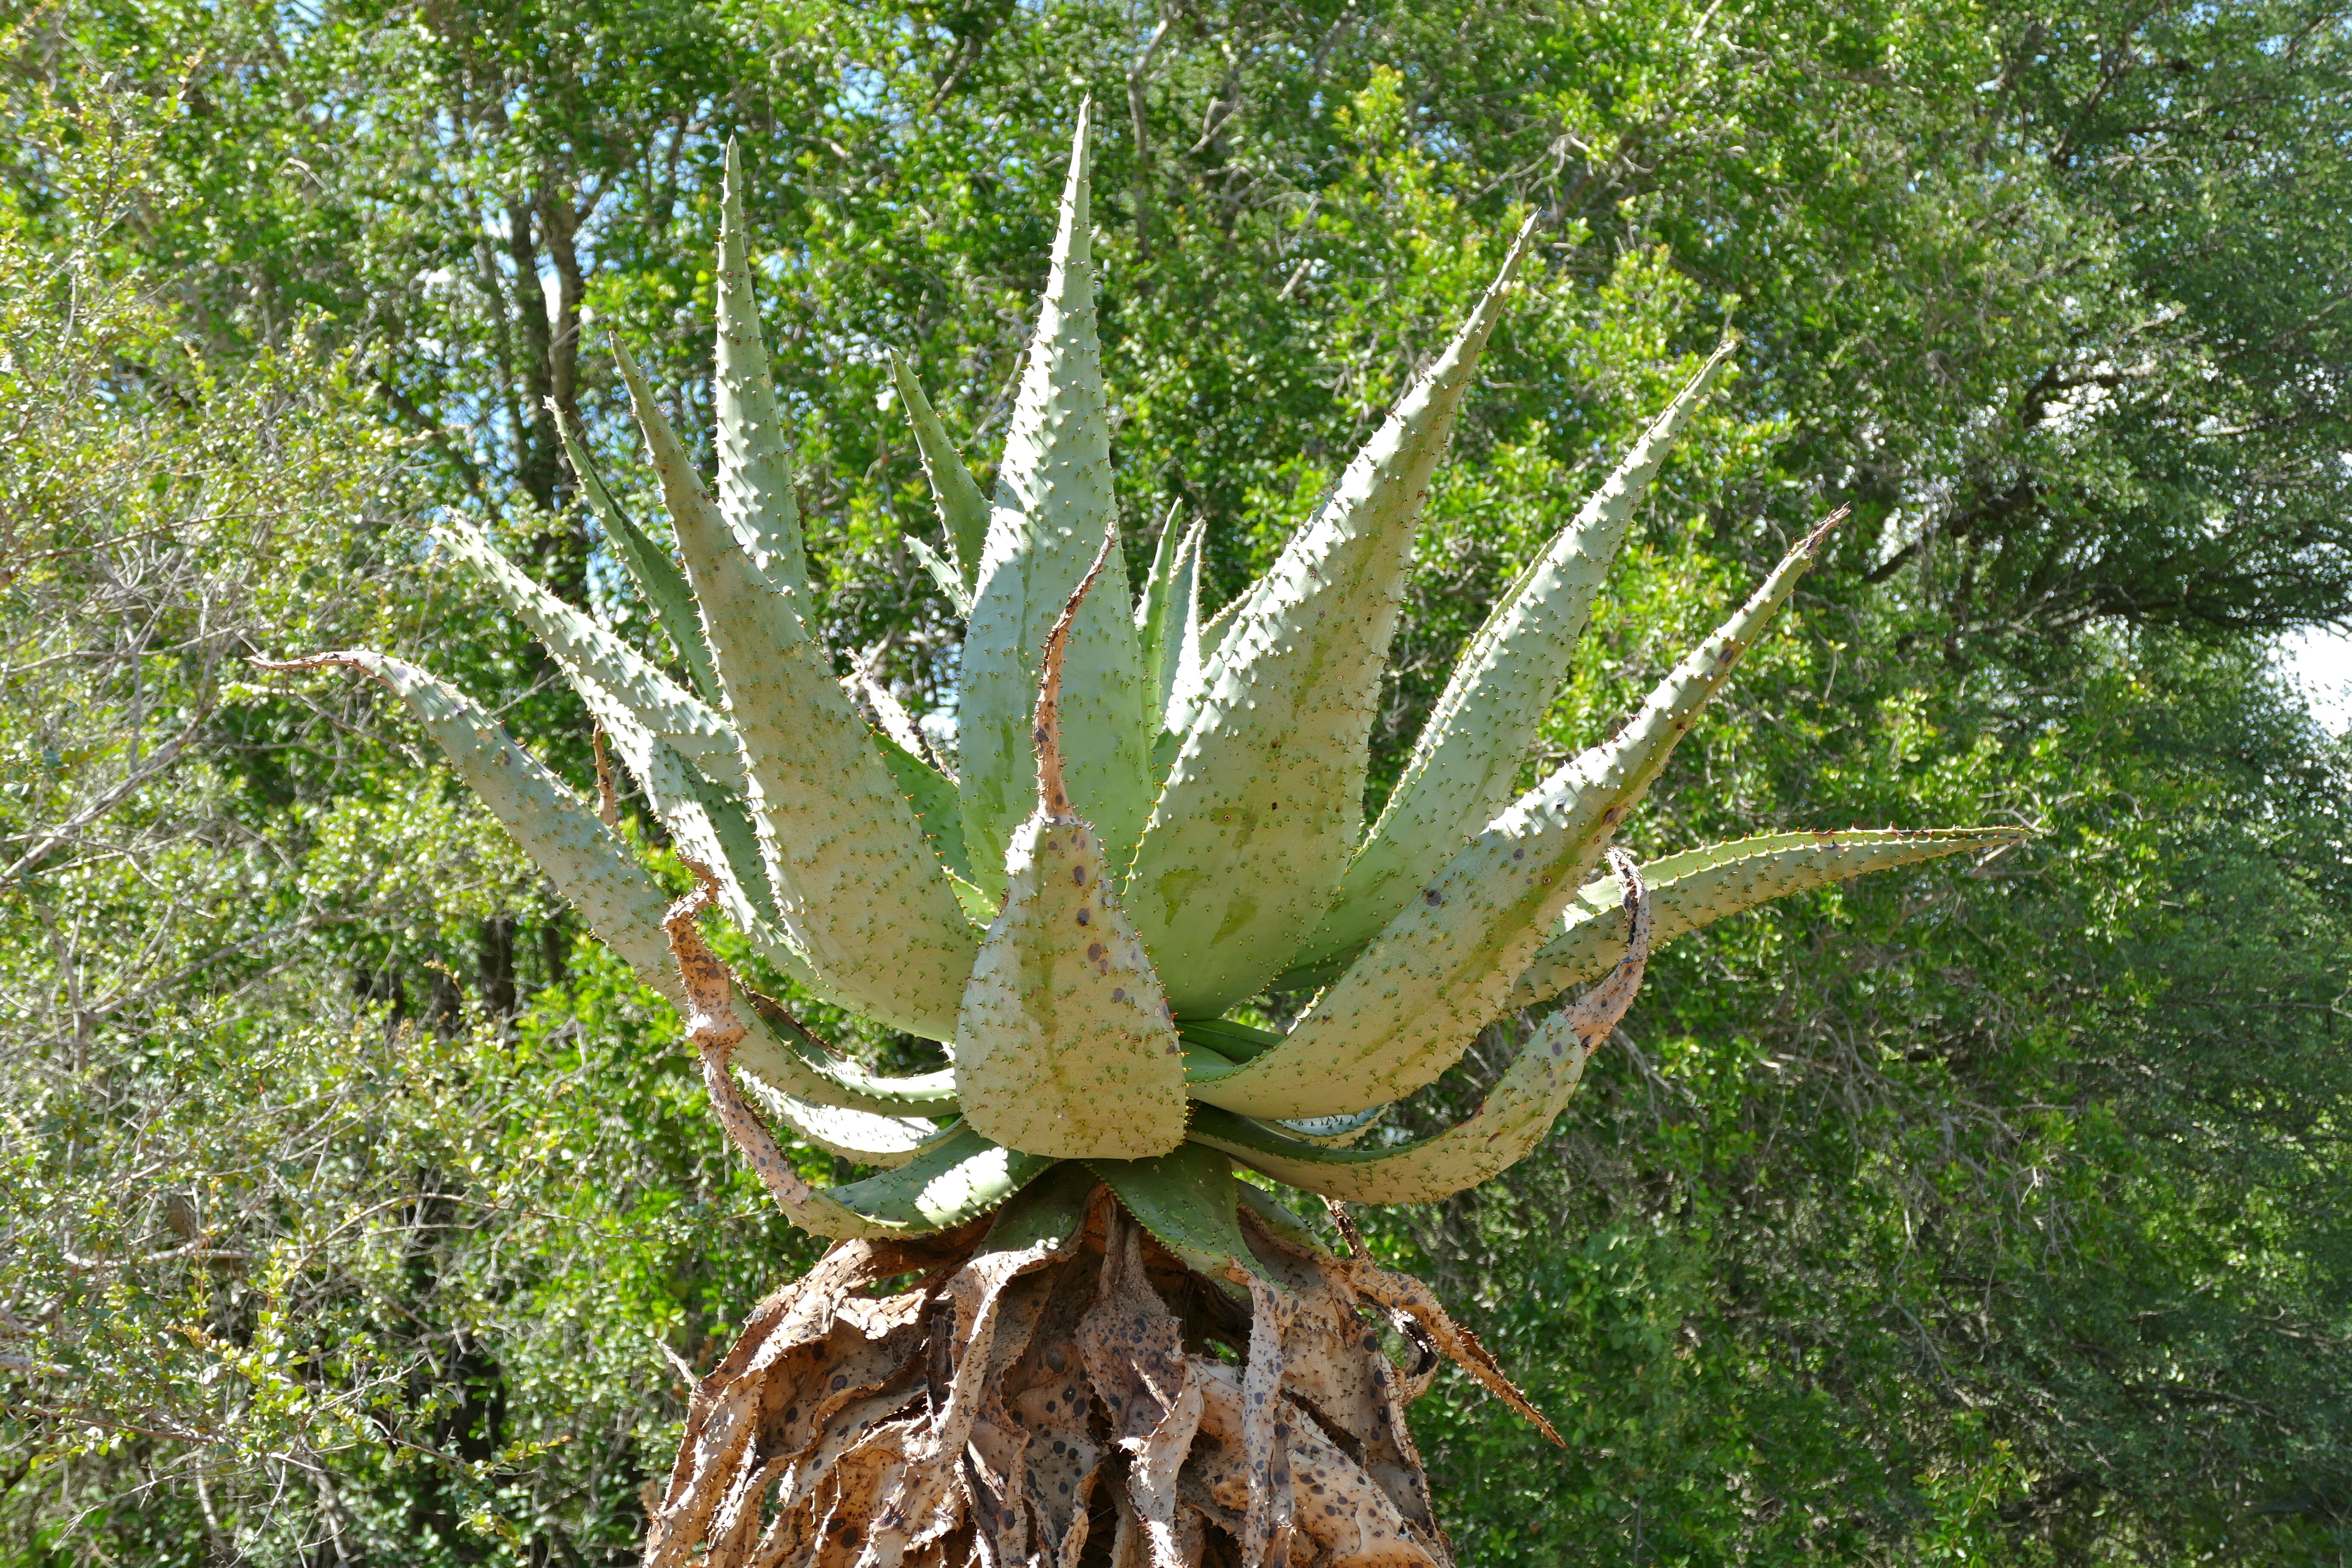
[1190,516,1836,1118]
[1134,506,1205,735]
[827,1124,1057,1233]
[1509,827,2025,1005]
[874,734,973,882]
[616,338,978,1041]
[1300,337,1739,971]
[554,411,720,705]
[955,104,1154,894]
[1087,1144,1255,1284]
[1125,219,1539,1016]
[435,519,743,796]
[904,532,971,614]
[891,349,990,587]
[1188,1023,1589,1205]
[954,550,1188,1160]
[714,139,809,601]
[956,808,1188,1158]
[1193,854,1652,1201]
[289,652,950,1145]
[978,1161,1097,1256]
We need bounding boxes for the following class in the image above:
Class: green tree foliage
[3,0,2348,1561]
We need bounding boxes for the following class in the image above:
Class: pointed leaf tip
[890,350,990,586]
[1195,509,1846,1119]
[1127,211,1537,1015]
[1195,851,1651,1206]
[957,529,1184,1161]
[1302,325,1748,971]
[954,92,1151,895]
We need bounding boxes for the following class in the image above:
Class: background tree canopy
[4,0,2348,1561]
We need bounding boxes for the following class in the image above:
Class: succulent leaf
[735,1075,937,1169]
[1126,219,1541,1017]
[1509,826,2025,1006]
[905,532,972,613]
[1085,1144,1256,1284]
[1157,518,1209,738]
[553,410,721,704]
[715,139,810,600]
[977,1161,1101,1255]
[566,672,802,981]
[1191,512,1842,1118]
[956,103,1155,893]
[615,338,979,1041]
[890,349,990,587]
[1299,337,1740,971]
[955,539,1188,1160]
[1133,505,1202,728]
[873,734,974,882]
[824,1124,1060,1232]
[273,652,950,1153]
[435,519,744,795]
[1190,854,1650,1202]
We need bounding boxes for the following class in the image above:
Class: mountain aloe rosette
[267,110,2021,1568]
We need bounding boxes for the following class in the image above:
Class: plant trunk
[645,1181,1477,1568]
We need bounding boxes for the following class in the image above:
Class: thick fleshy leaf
[1085,1144,1256,1283]
[1154,520,1210,741]
[1510,826,2024,1006]
[825,1124,1060,1232]
[872,733,972,882]
[1298,338,1739,971]
[978,1161,1101,1255]
[267,653,949,1154]
[955,540,1188,1160]
[714,139,809,600]
[1191,512,1842,1118]
[1126,219,1540,1017]
[554,411,720,704]
[956,103,1154,894]
[1190,854,1650,1202]
[1133,505,1203,731]
[435,518,744,795]
[903,532,970,614]
[1176,1015,1283,1063]
[890,349,990,587]
[954,804,1188,1158]
[1270,1106,1387,1147]
[562,665,797,975]
[615,339,979,1041]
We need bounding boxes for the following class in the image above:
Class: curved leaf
[1087,1144,1255,1285]
[979,1161,1101,1255]
[1299,337,1739,970]
[1190,854,1651,1202]
[890,349,989,587]
[554,411,720,705]
[827,1124,1059,1233]
[1510,826,2025,1005]
[435,518,744,795]
[873,733,972,882]
[615,338,978,1041]
[1125,218,1540,1017]
[904,532,971,614]
[1191,512,1841,1118]
[266,652,951,1148]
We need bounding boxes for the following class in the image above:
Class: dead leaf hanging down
[641,1179,1553,1568]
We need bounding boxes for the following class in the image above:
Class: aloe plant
[266,107,2019,1568]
